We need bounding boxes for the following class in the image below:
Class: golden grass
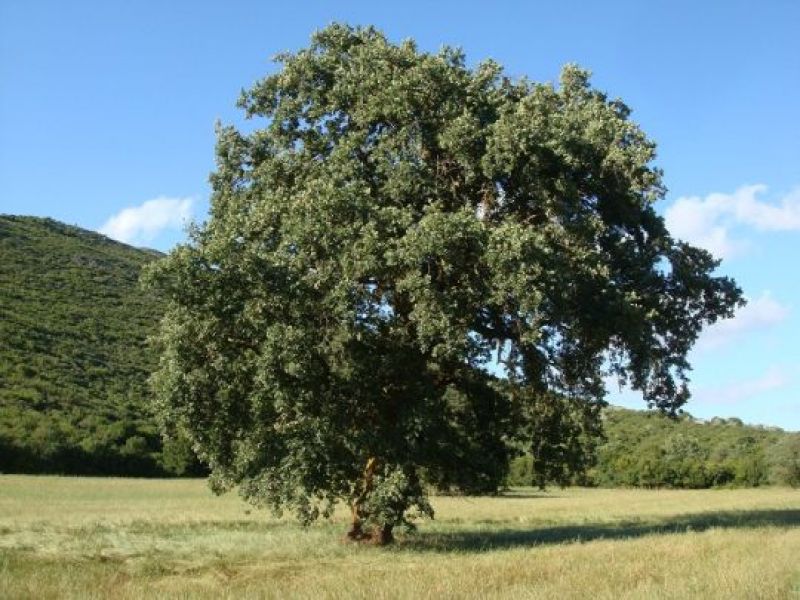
[0,476,798,599]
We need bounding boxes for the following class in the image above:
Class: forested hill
[0,215,196,475]
[592,407,799,488]
[1,215,797,485]
[508,406,800,488]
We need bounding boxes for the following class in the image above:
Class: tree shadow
[497,490,559,499]
[399,509,800,553]
[438,491,558,500]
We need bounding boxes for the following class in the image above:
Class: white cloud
[696,367,791,406]
[665,184,800,259]
[698,291,789,350]
[100,196,193,245]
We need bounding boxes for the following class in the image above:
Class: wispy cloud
[698,291,789,350]
[100,196,193,245]
[665,184,800,259]
[695,367,791,406]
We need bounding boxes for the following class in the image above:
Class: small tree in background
[145,24,742,543]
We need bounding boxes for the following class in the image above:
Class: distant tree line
[0,404,204,476]
[507,407,800,488]
[6,393,798,487]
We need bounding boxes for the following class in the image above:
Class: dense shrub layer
[508,407,800,488]
[0,216,203,476]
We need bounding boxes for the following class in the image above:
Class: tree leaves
[148,24,743,535]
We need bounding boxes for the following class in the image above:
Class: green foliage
[595,408,792,488]
[0,215,201,476]
[767,435,800,487]
[149,25,740,530]
[508,407,799,489]
[146,24,742,539]
[510,391,604,489]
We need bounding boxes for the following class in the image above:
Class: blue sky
[1,1,798,430]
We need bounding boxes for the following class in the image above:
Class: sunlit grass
[0,476,798,598]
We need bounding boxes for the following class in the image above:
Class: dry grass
[0,475,798,599]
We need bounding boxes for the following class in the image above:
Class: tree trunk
[344,457,396,544]
[369,523,394,545]
[346,458,373,541]
[345,503,367,541]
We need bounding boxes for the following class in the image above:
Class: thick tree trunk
[346,526,368,540]
[344,457,395,545]
[370,523,394,545]
[345,504,366,541]
[345,520,394,545]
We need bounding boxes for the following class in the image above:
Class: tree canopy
[146,24,743,543]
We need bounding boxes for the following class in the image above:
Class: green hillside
[0,215,196,475]
[1,215,797,485]
[509,407,800,488]
[592,407,799,488]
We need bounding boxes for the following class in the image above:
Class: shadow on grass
[399,509,800,553]
[495,491,559,500]
[439,492,558,501]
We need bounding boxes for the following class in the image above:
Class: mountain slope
[1,215,797,484]
[0,215,193,474]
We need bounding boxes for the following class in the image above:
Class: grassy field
[0,476,797,599]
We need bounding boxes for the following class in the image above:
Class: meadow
[0,475,797,599]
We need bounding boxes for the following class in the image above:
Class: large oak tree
[146,24,742,543]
